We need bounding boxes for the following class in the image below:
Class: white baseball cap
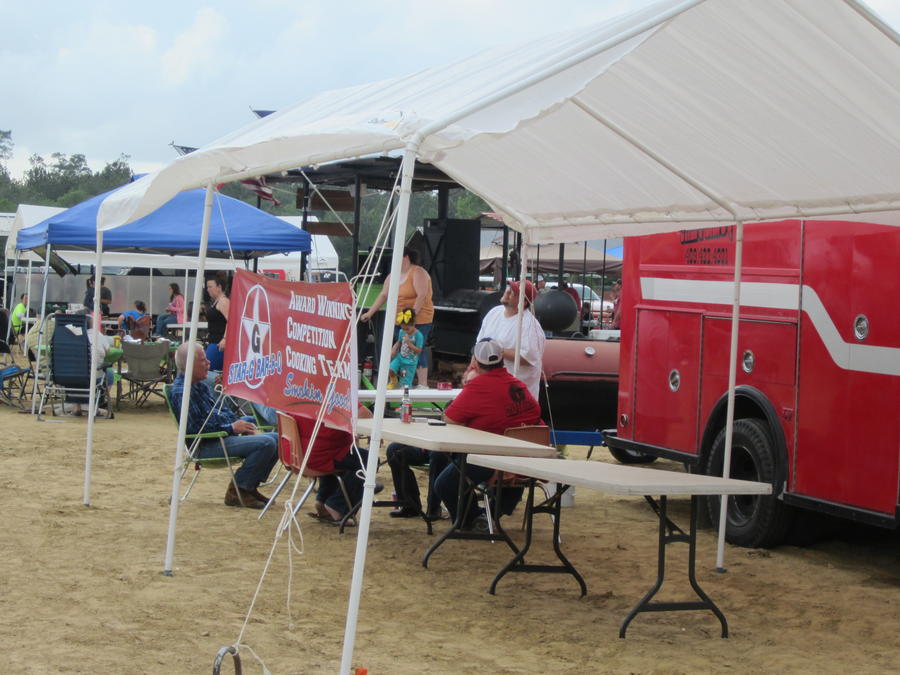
[473,338,504,366]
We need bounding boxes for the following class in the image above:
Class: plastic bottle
[401,386,412,423]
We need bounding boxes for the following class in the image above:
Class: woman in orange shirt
[360,246,434,387]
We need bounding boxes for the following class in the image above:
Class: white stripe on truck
[640,278,900,376]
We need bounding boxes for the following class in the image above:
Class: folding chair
[37,315,112,421]
[162,383,245,505]
[119,341,169,407]
[479,426,556,534]
[0,312,28,408]
[258,411,354,531]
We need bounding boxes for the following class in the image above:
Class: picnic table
[467,455,771,637]
[357,418,558,562]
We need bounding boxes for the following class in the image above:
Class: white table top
[169,322,208,329]
[356,418,557,458]
[357,388,461,402]
[466,456,772,497]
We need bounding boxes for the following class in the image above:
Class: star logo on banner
[238,284,272,390]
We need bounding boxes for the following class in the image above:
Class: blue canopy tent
[8,182,312,510]
[16,184,311,258]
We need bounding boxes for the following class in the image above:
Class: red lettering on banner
[222,269,357,434]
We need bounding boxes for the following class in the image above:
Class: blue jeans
[198,430,278,491]
[434,456,523,525]
[206,343,225,371]
[155,313,177,336]
[317,449,369,516]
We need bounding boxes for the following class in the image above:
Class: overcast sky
[3,0,899,179]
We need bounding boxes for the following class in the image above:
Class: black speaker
[420,218,481,302]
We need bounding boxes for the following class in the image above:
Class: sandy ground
[2,393,900,674]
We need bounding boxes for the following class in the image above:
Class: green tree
[0,129,12,162]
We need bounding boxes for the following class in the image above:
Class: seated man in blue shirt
[168,342,278,509]
[117,300,148,329]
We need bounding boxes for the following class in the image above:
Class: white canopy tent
[93,1,900,672]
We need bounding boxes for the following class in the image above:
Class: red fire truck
[604,219,900,547]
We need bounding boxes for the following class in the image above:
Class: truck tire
[704,418,793,548]
[607,446,657,465]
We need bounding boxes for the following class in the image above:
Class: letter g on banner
[238,284,272,390]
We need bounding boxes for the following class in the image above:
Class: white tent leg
[339,144,418,675]
[163,184,215,575]
[83,234,105,506]
[149,267,154,330]
[183,269,190,340]
[715,220,744,572]
[512,243,528,376]
[5,251,20,345]
[30,247,53,414]
[23,259,33,352]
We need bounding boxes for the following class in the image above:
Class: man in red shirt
[434,338,544,527]
[293,407,383,524]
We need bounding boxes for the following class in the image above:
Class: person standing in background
[611,279,622,330]
[204,274,230,371]
[82,278,95,312]
[466,280,545,399]
[100,277,112,317]
[360,246,434,388]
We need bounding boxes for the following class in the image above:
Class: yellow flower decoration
[396,309,413,325]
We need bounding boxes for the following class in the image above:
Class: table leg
[422,455,519,569]
[619,495,729,638]
[489,481,587,596]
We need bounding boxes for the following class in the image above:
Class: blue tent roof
[16,184,311,258]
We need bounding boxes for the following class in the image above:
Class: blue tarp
[17,184,311,258]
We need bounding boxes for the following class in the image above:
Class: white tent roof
[6,205,64,262]
[98,0,900,242]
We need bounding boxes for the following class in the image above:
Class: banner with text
[223,269,357,434]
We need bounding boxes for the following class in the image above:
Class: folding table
[356,418,557,556]
[467,455,771,637]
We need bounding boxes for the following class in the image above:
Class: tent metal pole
[149,267,154,324]
[5,251,20,345]
[512,244,528,376]
[501,226,509,289]
[24,258,33,338]
[352,176,362,279]
[163,183,216,576]
[31,246,53,414]
[715,220,744,572]
[600,241,608,327]
[339,143,419,675]
[22,258,33,355]
[83,233,105,506]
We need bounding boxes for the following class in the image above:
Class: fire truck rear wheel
[704,418,793,548]
[607,446,657,464]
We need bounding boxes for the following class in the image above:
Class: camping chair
[0,362,29,408]
[119,341,170,407]
[37,314,112,421]
[125,315,152,342]
[0,311,28,408]
[162,383,245,505]
[258,411,355,532]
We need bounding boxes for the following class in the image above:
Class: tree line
[0,129,491,274]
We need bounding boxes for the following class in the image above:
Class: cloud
[160,7,228,85]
